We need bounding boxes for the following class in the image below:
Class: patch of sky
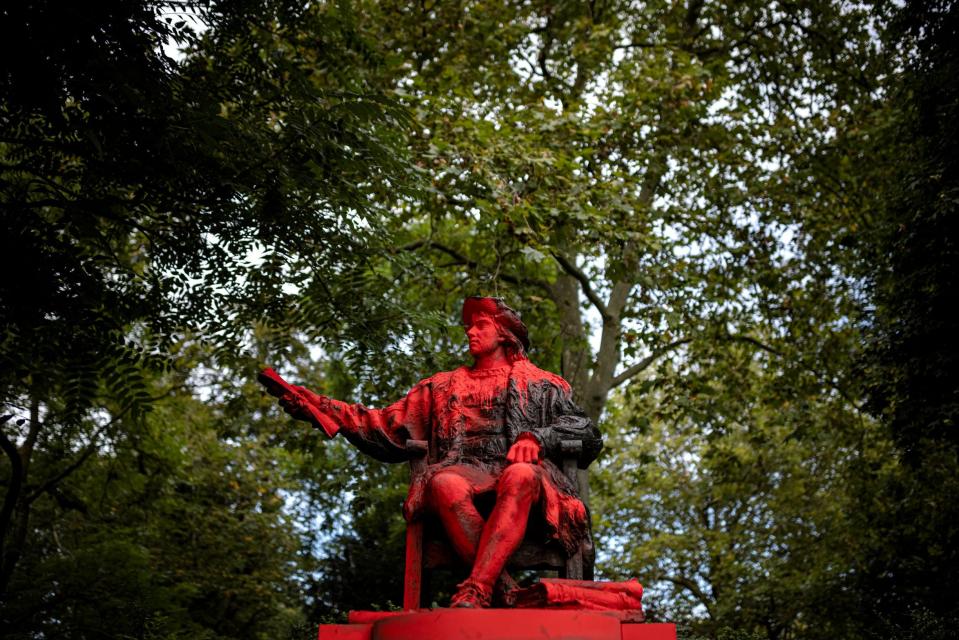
[158,7,207,62]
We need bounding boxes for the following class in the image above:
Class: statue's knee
[428,471,471,505]
[497,462,539,493]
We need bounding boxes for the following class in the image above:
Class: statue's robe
[319,359,603,554]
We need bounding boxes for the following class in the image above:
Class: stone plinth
[318,609,676,640]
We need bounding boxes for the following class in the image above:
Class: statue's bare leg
[451,463,541,606]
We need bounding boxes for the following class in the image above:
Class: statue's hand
[507,433,542,465]
[279,390,311,421]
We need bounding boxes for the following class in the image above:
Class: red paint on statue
[511,577,644,610]
[263,297,607,609]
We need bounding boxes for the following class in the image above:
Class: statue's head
[462,297,530,362]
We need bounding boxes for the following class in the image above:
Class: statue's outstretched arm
[267,371,432,463]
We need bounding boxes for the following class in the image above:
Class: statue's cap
[462,296,530,353]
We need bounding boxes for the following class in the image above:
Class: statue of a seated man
[276,297,603,608]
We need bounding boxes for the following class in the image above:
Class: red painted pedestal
[318,609,676,640]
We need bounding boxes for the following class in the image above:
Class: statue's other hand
[507,434,542,465]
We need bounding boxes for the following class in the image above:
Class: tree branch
[683,0,706,40]
[0,416,24,548]
[662,573,716,620]
[551,252,610,321]
[25,446,100,506]
[401,240,550,290]
[723,332,781,356]
[537,14,554,86]
[611,338,693,388]
[613,40,667,50]
[720,332,865,411]
[19,397,40,479]
[24,414,118,505]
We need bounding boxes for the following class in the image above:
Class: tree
[3,2,944,637]
[277,0,884,440]
[1,0,419,623]
[245,0,903,628]
[235,5,922,637]
[592,336,890,638]
[580,1,959,636]
[852,1,959,636]
[1,359,311,638]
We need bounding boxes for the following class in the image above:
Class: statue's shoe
[450,578,493,608]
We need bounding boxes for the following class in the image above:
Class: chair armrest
[406,439,429,457]
[406,439,429,478]
[560,440,583,456]
[560,440,583,483]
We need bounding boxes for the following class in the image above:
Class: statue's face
[466,314,503,358]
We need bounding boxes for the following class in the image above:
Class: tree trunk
[547,273,591,401]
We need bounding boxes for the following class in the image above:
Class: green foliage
[860,0,959,459]
[312,2,953,638]
[593,338,891,638]
[850,1,959,634]
[1,1,955,638]
[0,1,423,635]
[2,365,308,639]
[328,0,895,427]
[0,0,418,417]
